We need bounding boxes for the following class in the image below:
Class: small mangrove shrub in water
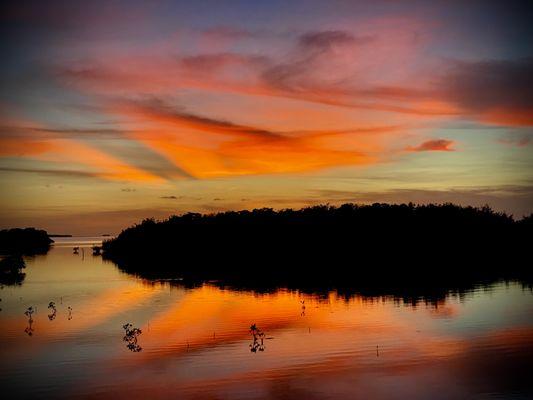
[24,306,35,336]
[48,301,57,321]
[122,323,142,352]
[249,323,266,353]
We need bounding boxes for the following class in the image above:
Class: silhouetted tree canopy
[0,228,53,255]
[103,203,531,288]
[0,228,52,285]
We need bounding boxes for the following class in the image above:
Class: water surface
[1,238,532,399]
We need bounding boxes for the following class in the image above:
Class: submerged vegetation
[103,203,531,289]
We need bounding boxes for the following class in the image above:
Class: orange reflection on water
[83,282,533,400]
[1,245,532,400]
[131,286,401,359]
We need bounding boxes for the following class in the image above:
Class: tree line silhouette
[102,203,531,288]
[0,228,53,285]
[0,228,53,256]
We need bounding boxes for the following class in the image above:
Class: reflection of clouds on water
[428,304,459,319]
[1,245,532,400]
[24,318,35,336]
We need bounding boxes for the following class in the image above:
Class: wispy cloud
[497,134,531,147]
[406,139,455,152]
[115,97,283,140]
[0,166,102,179]
[105,97,378,178]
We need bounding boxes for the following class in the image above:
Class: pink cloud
[406,139,455,152]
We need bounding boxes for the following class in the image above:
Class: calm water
[1,238,532,399]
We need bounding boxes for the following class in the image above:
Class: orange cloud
[0,137,54,156]
[0,123,164,182]
[9,25,528,185]
[109,98,378,178]
[0,110,383,181]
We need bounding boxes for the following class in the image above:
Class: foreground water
[1,238,532,399]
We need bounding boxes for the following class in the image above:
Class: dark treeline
[0,228,53,255]
[103,203,532,290]
[0,228,53,285]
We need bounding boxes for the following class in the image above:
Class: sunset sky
[1,0,532,234]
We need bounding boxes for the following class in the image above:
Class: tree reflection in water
[24,306,34,336]
[249,323,265,353]
[48,301,57,321]
[122,323,142,352]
